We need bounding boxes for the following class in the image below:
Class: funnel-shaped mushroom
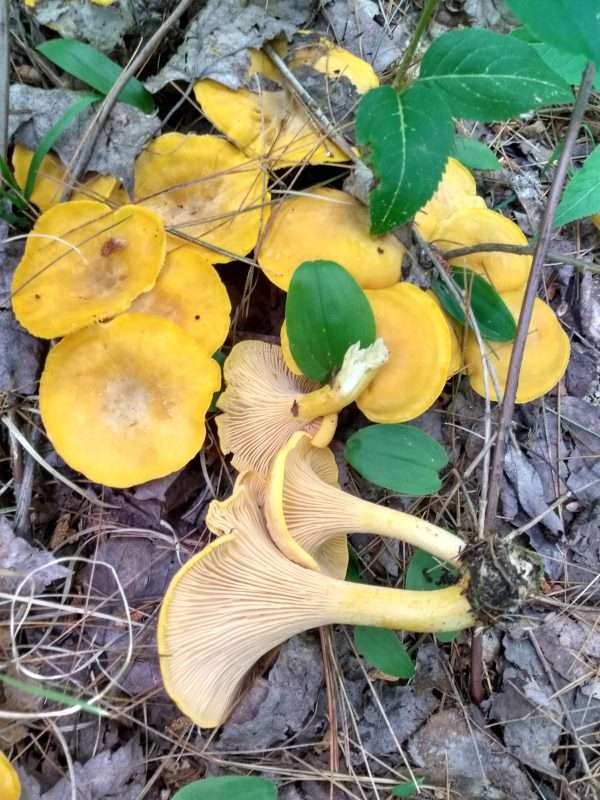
[434,208,531,293]
[216,338,387,474]
[356,283,452,423]
[158,485,473,727]
[265,432,463,578]
[133,132,269,262]
[129,247,231,353]
[11,200,166,338]
[465,292,570,403]
[40,313,221,487]
[257,187,404,290]
[415,157,486,241]
[0,752,21,800]
[194,44,376,168]
[12,144,116,211]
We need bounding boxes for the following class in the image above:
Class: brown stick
[442,242,600,274]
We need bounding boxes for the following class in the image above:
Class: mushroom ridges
[39,313,221,488]
[257,187,404,291]
[11,200,166,339]
[158,485,473,727]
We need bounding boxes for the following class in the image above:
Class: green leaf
[285,260,376,382]
[506,0,600,66]
[345,424,448,496]
[355,83,454,234]
[511,27,600,89]
[392,778,425,797]
[452,136,501,171]
[345,545,363,583]
[354,626,415,679]
[208,351,225,412]
[37,38,155,113]
[417,28,573,121]
[405,550,459,641]
[554,144,600,227]
[431,267,517,342]
[24,92,100,201]
[173,777,277,800]
[0,672,107,717]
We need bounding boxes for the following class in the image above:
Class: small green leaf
[506,1,600,66]
[405,550,459,640]
[345,424,448,496]
[286,260,375,383]
[24,92,100,201]
[345,545,363,583]
[452,136,501,171]
[417,28,573,121]
[392,778,425,797]
[511,27,600,89]
[208,351,226,412]
[0,672,107,717]
[172,777,278,800]
[356,83,454,234]
[431,267,517,342]
[555,144,600,226]
[37,38,155,113]
[354,626,415,679]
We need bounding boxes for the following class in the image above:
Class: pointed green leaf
[354,626,415,679]
[417,28,573,121]
[392,778,425,797]
[452,136,501,171]
[555,145,600,227]
[37,38,155,113]
[173,777,277,800]
[431,267,517,341]
[356,83,454,234]
[286,260,376,382]
[506,1,600,66]
[511,27,600,89]
[345,424,448,496]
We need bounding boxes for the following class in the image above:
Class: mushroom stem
[296,339,389,418]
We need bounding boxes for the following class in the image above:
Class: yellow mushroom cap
[357,283,452,423]
[39,313,221,488]
[11,201,166,339]
[129,247,231,353]
[206,470,267,537]
[427,290,464,378]
[194,44,375,168]
[0,752,21,800]
[12,144,117,212]
[465,292,570,403]
[258,187,404,291]
[133,132,269,262]
[287,36,379,94]
[216,340,338,475]
[414,157,486,241]
[433,208,531,293]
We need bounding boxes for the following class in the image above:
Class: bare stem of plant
[392,0,440,90]
[443,242,600,274]
[0,0,8,161]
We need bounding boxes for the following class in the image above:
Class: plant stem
[442,242,600,274]
[0,0,8,162]
[392,0,440,91]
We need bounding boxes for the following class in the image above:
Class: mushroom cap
[287,35,378,94]
[258,187,404,291]
[433,208,531,292]
[129,247,231,353]
[133,132,269,262]
[194,45,375,168]
[12,144,116,211]
[414,157,486,241]
[357,283,452,423]
[206,469,267,536]
[465,292,570,403]
[265,431,349,578]
[215,340,337,475]
[11,201,166,339]
[39,313,221,488]
[0,752,21,800]
[427,290,464,377]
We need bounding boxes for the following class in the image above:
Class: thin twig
[483,62,597,537]
[60,0,196,198]
[443,242,600,274]
[392,0,440,90]
[0,0,8,161]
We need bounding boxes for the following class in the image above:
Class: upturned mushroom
[129,246,231,353]
[194,42,377,168]
[356,283,452,423]
[464,291,570,402]
[11,200,166,338]
[158,483,474,727]
[433,208,531,292]
[133,132,269,262]
[40,313,221,488]
[0,752,20,800]
[414,157,485,241]
[265,432,464,578]
[216,338,387,474]
[257,187,404,290]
